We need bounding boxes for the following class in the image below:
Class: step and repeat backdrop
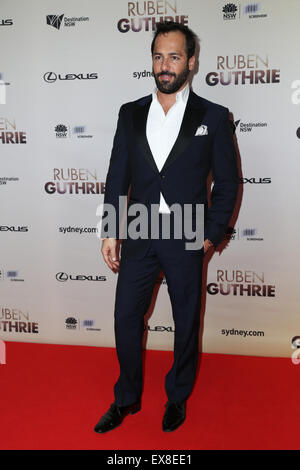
[1,0,300,358]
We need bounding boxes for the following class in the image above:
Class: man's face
[152,30,195,94]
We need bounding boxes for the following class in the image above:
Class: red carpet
[0,341,299,450]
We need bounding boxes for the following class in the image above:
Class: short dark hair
[151,21,196,59]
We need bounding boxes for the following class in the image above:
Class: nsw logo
[222,3,240,20]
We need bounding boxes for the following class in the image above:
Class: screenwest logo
[243,2,268,19]
[0,268,24,282]
[117,0,188,32]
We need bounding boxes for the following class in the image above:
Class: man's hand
[203,238,213,254]
[101,238,120,273]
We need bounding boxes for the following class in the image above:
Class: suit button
[161,174,165,179]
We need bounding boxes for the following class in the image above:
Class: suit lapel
[133,91,206,174]
[161,92,206,173]
[133,96,159,174]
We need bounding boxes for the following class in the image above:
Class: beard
[154,63,190,94]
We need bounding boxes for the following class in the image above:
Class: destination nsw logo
[207,269,275,297]
[44,168,105,195]
[117,0,188,32]
[206,54,280,86]
[46,14,89,29]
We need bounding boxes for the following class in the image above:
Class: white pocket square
[195,125,208,136]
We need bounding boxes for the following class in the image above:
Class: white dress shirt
[146,83,190,213]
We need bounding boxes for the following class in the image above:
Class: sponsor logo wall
[1,0,299,358]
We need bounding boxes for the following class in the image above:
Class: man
[94,21,238,433]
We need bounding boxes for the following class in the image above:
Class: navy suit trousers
[113,222,204,406]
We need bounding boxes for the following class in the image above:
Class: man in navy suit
[94,21,238,433]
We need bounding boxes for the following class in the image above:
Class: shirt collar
[152,82,190,104]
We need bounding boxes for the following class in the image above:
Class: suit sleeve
[204,108,239,247]
[101,105,131,239]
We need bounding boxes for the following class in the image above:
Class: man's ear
[188,55,195,71]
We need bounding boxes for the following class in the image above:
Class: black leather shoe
[94,401,141,434]
[162,401,186,432]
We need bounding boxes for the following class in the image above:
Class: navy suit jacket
[102,90,239,258]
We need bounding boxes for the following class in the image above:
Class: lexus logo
[146,325,175,332]
[239,177,271,184]
[43,72,98,83]
[56,272,107,282]
[44,72,57,83]
[56,272,68,282]
[0,226,28,232]
[291,336,300,348]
